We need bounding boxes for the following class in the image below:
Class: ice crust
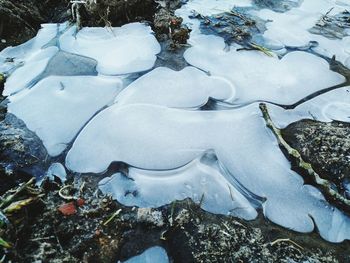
[1,23,67,95]
[99,154,258,220]
[252,0,350,66]
[115,66,236,108]
[59,23,161,75]
[269,86,350,128]
[175,0,252,36]
[177,0,350,68]
[123,246,169,263]
[68,103,350,242]
[3,47,59,96]
[8,76,123,156]
[184,35,345,105]
[2,1,350,244]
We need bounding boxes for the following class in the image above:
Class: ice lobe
[3,47,59,96]
[59,23,161,75]
[268,86,350,128]
[123,246,169,263]
[184,35,345,105]
[252,0,350,66]
[115,67,236,108]
[37,163,67,186]
[67,103,350,242]
[1,23,69,96]
[99,154,257,220]
[8,76,122,156]
[0,23,66,70]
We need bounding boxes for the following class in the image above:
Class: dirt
[1,174,350,263]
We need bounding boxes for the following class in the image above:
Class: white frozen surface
[115,66,236,108]
[8,76,123,156]
[178,0,251,16]
[99,154,257,220]
[252,0,350,66]
[59,23,161,75]
[47,163,67,182]
[3,47,59,96]
[0,23,66,74]
[184,34,345,104]
[36,162,67,186]
[1,13,350,244]
[123,246,169,263]
[268,86,350,128]
[175,0,252,36]
[68,103,350,242]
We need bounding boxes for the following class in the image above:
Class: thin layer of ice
[47,163,67,182]
[252,0,350,66]
[40,51,98,78]
[175,0,252,37]
[115,67,236,108]
[268,86,350,128]
[123,246,169,263]
[0,23,66,74]
[67,103,350,242]
[184,34,345,105]
[37,162,67,186]
[178,0,251,16]
[59,23,161,75]
[99,154,257,219]
[8,76,123,156]
[3,47,59,96]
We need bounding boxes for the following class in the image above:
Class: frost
[123,246,169,263]
[59,23,161,75]
[8,76,123,156]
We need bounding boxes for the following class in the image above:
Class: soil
[1,175,350,263]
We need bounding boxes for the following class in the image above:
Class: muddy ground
[1,174,350,263]
[1,0,350,262]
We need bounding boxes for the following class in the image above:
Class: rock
[174,208,190,225]
[81,0,157,27]
[0,113,48,193]
[136,208,164,227]
[282,120,350,193]
[58,202,77,216]
[0,0,70,50]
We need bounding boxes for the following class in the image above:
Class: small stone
[136,208,164,227]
